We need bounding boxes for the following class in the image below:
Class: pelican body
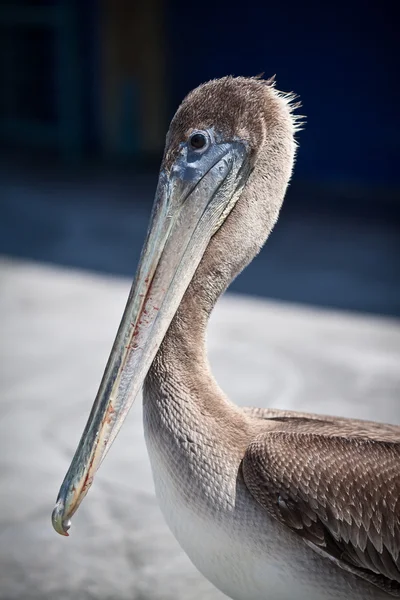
[52,77,400,599]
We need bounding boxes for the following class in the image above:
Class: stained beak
[52,138,248,536]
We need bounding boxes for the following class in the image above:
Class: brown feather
[162,75,303,172]
[242,411,400,596]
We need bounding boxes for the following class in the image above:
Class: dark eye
[189,131,208,151]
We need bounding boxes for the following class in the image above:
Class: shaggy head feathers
[163,75,303,171]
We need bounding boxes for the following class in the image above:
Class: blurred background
[0,1,399,600]
[0,0,399,313]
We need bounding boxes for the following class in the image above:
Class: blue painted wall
[167,0,398,185]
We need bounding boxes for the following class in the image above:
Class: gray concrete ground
[0,258,399,599]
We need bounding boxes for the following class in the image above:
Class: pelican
[52,76,400,599]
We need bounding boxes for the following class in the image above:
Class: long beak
[52,139,248,536]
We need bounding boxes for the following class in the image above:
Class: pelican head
[52,76,300,535]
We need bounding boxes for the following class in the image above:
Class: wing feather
[242,425,400,596]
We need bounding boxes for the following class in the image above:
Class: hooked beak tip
[52,499,71,537]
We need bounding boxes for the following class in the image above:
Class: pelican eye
[189,131,209,152]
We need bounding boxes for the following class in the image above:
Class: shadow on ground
[1,160,399,316]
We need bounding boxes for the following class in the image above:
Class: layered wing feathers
[242,418,400,596]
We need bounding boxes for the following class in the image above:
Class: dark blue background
[0,0,399,316]
[167,0,398,185]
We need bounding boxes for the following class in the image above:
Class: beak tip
[52,499,71,537]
